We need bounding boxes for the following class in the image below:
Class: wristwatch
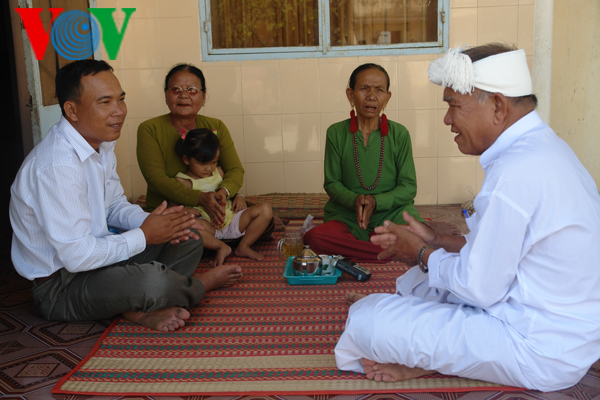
[417,245,433,273]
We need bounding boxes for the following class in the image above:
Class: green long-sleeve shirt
[137,114,244,211]
[324,119,422,241]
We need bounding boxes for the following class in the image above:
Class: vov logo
[16,8,136,60]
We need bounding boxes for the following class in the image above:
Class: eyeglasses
[168,86,201,95]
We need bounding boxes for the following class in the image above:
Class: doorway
[1,1,26,252]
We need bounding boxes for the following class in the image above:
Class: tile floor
[1,205,598,400]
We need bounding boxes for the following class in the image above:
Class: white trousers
[334,267,580,391]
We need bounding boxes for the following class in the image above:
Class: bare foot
[274,216,288,232]
[361,358,434,382]
[345,292,367,306]
[123,307,190,332]
[193,264,243,291]
[234,243,264,261]
[209,243,232,267]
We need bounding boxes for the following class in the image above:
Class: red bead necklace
[352,120,385,191]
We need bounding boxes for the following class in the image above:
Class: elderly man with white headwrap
[334,43,600,391]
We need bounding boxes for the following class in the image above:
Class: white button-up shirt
[10,117,148,280]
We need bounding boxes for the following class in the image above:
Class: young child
[174,128,273,266]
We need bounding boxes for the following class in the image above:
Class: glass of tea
[276,229,304,260]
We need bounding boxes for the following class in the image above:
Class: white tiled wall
[100,0,536,205]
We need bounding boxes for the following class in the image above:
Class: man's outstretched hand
[371,212,429,263]
[140,201,203,245]
[397,211,437,245]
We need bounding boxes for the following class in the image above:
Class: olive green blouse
[137,114,244,211]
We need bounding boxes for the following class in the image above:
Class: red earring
[350,106,357,133]
[380,108,389,136]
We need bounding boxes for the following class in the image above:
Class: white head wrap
[427,46,532,97]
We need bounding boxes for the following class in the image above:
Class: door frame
[16,0,98,147]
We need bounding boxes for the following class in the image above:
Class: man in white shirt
[10,60,242,332]
[334,43,600,391]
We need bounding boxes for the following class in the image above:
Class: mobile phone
[332,256,371,282]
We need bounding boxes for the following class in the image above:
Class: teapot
[292,245,322,276]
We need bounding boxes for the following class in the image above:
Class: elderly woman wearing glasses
[137,64,276,238]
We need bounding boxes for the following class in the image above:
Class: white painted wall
[550,0,600,185]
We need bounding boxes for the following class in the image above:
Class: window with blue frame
[199,0,449,61]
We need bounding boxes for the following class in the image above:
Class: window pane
[329,0,438,46]
[210,0,320,49]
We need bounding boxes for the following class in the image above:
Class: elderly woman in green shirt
[137,64,275,236]
[304,63,423,263]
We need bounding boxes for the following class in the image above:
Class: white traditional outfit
[335,47,600,391]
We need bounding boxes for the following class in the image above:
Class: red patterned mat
[53,222,518,396]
